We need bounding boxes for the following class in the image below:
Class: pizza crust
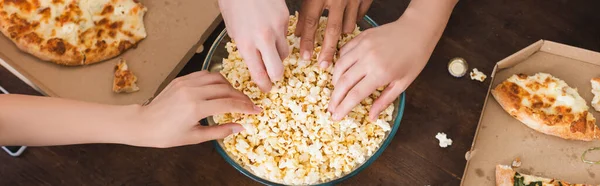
[493,88,600,141]
[0,15,81,65]
[113,58,139,93]
[590,78,600,112]
[495,165,516,186]
[16,36,85,66]
[495,164,596,186]
[492,73,600,141]
[84,40,134,65]
[0,0,147,66]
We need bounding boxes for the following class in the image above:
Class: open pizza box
[460,40,600,185]
[0,0,221,105]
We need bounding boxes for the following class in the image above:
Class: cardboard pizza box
[0,0,222,105]
[461,40,600,185]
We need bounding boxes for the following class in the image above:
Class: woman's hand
[136,71,261,148]
[295,0,373,68]
[219,0,290,92]
[328,0,457,121]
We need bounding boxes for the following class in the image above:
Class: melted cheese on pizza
[494,73,599,140]
[507,73,588,115]
[113,58,138,93]
[590,78,600,112]
[520,173,554,185]
[0,0,146,65]
[78,0,146,54]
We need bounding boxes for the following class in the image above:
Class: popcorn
[374,119,392,132]
[435,132,453,148]
[215,13,395,185]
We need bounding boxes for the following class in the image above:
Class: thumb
[191,123,245,143]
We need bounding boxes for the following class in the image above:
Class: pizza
[590,78,600,112]
[113,58,138,93]
[0,0,147,66]
[491,73,600,141]
[496,165,596,186]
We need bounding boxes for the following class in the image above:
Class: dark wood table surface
[2,0,600,185]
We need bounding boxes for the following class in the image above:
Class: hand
[329,8,449,121]
[295,0,373,68]
[219,0,290,92]
[135,71,261,148]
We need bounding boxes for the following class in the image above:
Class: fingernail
[232,125,245,134]
[302,51,310,61]
[369,115,376,122]
[253,105,263,112]
[332,113,341,121]
[319,61,329,69]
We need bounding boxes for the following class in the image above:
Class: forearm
[399,0,458,48]
[0,94,142,146]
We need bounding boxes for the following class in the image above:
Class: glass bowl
[201,15,406,186]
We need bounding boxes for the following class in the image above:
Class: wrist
[392,0,456,50]
[106,104,145,146]
[397,0,456,30]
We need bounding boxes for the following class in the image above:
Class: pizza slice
[496,165,597,186]
[0,0,147,66]
[491,73,600,141]
[113,58,139,93]
[590,78,600,112]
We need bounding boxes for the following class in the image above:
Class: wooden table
[1,0,600,185]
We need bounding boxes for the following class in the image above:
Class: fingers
[258,39,285,82]
[275,35,290,61]
[329,65,366,113]
[180,70,210,80]
[369,81,406,120]
[276,11,290,61]
[183,71,230,87]
[343,0,360,34]
[297,0,324,61]
[199,84,250,101]
[238,46,273,92]
[318,1,345,69]
[333,48,360,85]
[163,71,228,95]
[203,98,262,116]
[295,0,318,37]
[163,71,210,90]
[339,30,366,56]
[332,75,379,121]
[190,123,245,143]
[357,0,373,20]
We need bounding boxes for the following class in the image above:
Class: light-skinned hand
[136,71,261,148]
[328,0,457,121]
[218,0,290,92]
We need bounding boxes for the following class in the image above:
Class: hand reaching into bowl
[328,0,458,121]
[218,0,373,92]
[218,0,290,92]
[0,71,260,148]
[295,0,373,69]
[137,71,261,148]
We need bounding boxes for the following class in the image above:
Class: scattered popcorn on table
[213,13,395,185]
[470,68,487,82]
[435,132,453,148]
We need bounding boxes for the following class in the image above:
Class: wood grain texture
[2,0,600,185]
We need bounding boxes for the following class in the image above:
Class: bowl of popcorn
[202,13,406,186]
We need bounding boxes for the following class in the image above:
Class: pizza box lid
[0,0,222,105]
[461,40,600,185]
